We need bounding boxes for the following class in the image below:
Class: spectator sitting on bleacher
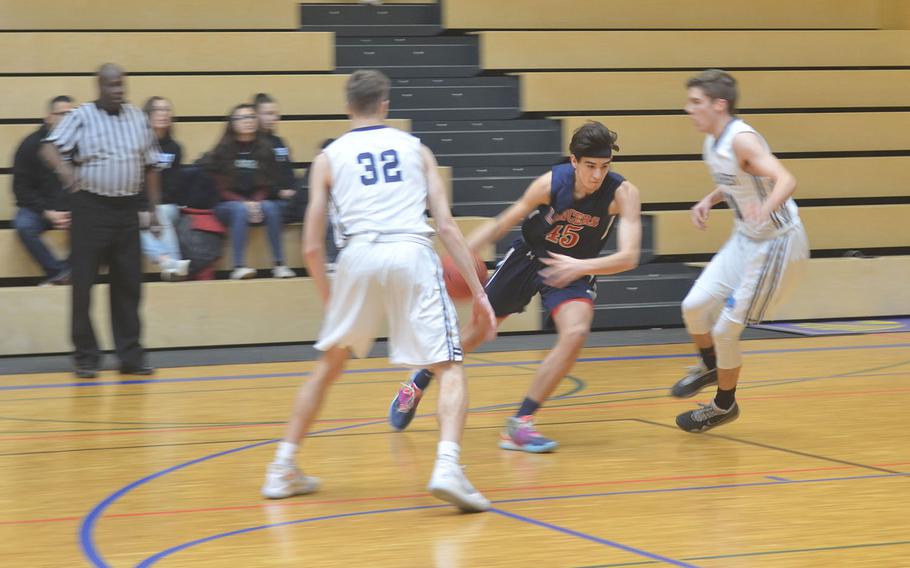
[254,93,298,215]
[140,96,190,281]
[207,103,294,280]
[13,95,74,286]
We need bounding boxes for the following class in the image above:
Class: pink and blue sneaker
[499,415,558,453]
[389,377,424,431]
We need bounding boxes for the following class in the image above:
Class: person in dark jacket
[12,95,74,285]
[209,103,294,279]
[140,96,190,281]
[254,93,299,222]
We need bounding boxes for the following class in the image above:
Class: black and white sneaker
[670,366,718,398]
[676,401,739,433]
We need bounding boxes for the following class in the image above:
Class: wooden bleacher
[614,157,910,203]
[773,256,910,320]
[0,277,538,356]
[2,0,909,357]
[0,165,455,221]
[0,0,300,30]
[0,32,333,73]
[444,0,881,30]
[0,119,412,170]
[558,113,910,156]
[0,75,350,120]
[650,205,910,256]
[478,30,910,70]
[0,215,491,278]
[520,70,910,113]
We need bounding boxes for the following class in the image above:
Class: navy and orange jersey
[520,162,624,259]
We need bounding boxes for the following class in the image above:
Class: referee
[42,63,162,378]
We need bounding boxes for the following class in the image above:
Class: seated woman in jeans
[207,104,294,279]
[141,96,190,281]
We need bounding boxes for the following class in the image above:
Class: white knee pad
[713,314,745,369]
[681,287,723,336]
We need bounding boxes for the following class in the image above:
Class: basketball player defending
[262,70,497,512]
[671,69,809,432]
[388,121,643,453]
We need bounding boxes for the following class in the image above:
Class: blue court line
[766,476,790,482]
[130,471,909,567]
[7,341,910,393]
[490,509,701,568]
[576,539,910,567]
[78,419,385,568]
[76,340,910,566]
[134,504,446,567]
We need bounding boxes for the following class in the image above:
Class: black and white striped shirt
[45,102,159,197]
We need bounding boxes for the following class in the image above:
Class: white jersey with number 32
[704,118,801,240]
[323,125,433,243]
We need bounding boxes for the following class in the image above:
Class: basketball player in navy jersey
[388,121,643,453]
[670,69,808,432]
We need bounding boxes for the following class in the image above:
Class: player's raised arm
[422,145,497,340]
[464,172,552,252]
[302,152,333,302]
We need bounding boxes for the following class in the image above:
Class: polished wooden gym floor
[2,332,909,567]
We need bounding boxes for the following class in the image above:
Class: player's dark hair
[346,70,390,116]
[569,121,619,160]
[686,69,738,113]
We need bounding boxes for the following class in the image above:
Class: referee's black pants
[70,190,144,369]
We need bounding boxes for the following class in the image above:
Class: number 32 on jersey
[358,150,402,185]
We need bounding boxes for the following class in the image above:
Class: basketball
[441,253,488,300]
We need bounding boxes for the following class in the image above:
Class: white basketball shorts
[314,237,463,366]
[692,223,809,325]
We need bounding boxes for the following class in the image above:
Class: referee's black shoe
[676,401,739,433]
[670,365,718,398]
[120,364,155,376]
[74,366,98,379]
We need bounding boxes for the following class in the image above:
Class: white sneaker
[175,259,191,278]
[427,459,490,513]
[230,267,256,280]
[272,265,296,278]
[261,463,321,499]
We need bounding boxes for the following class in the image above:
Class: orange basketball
[441,254,488,301]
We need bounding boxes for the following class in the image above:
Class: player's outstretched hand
[539,252,584,289]
[690,199,711,230]
[471,292,498,343]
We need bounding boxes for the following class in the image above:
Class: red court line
[4,385,910,443]
[5,460,909,527]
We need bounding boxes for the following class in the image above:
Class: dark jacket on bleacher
[208,138,279,203]
[12,125,67,213]
[156,134,184,205]
[264,132,296,194]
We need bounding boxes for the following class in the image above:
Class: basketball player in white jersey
[671,69,809,432]
[261,70,497,512]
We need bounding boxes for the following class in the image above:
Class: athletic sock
[437,440,460,463]
[699,346,717,370]
[714,387,736,411]
[515,397,541,418]
[412,369,434,390]
[274,441,298,465]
